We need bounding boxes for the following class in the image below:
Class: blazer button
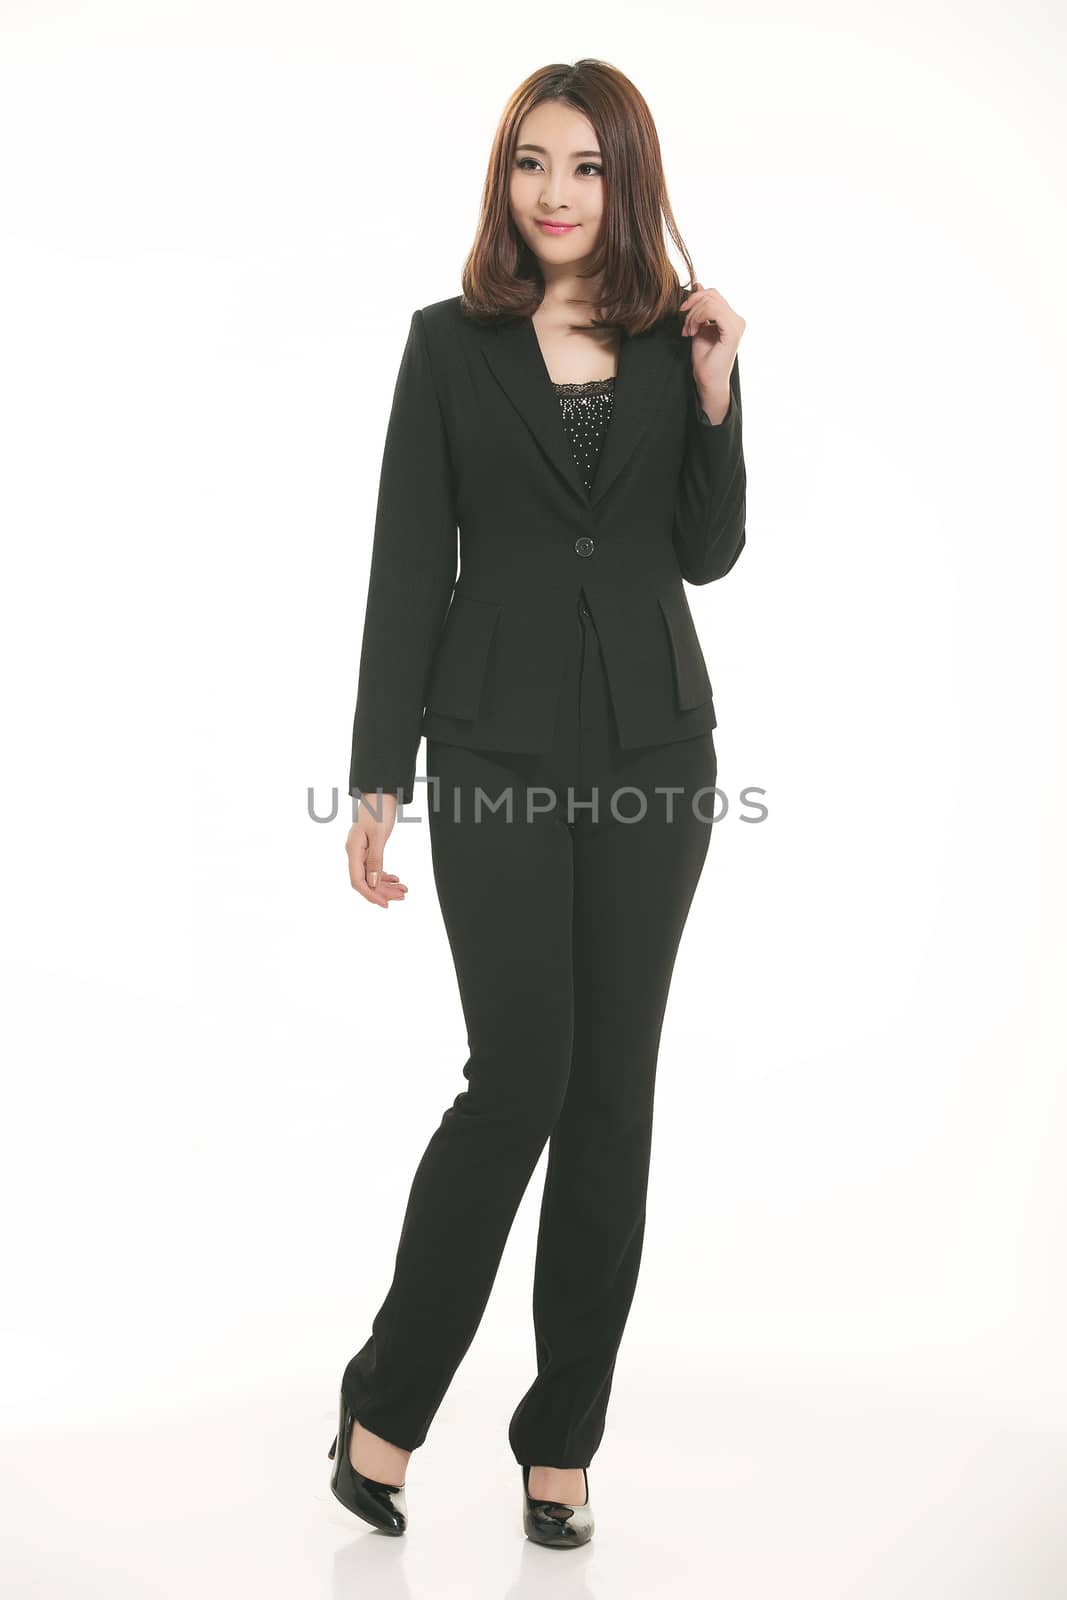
[575,536,595,558]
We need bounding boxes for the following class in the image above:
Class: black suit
[341,296,747,1470]
[348,296,745,804]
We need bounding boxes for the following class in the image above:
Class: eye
[513,157,604,177]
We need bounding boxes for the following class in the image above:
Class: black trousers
[343,593,718,1468]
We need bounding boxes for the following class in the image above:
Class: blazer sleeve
[348,308,459,806]
[671,352,747,586]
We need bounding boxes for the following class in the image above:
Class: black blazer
[348,295,746,804]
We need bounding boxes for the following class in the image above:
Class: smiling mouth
[536,220,578,232]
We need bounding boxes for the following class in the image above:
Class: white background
[2,2,1065,1594]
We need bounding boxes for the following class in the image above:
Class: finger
[688,305,736,343]
[682,289,718,337]
[373,860,407,903]
[679,282,704,322]
[695,291,733,334]
[352,871,390,908]
[687,311,724,344]
[684,291,728,338]
[684,300,726,337]
[365,841,385,893]
[345,829,364,891]
[347,830,389,907]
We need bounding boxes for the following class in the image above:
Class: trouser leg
[507,606,718,1467]
[342,739,576,1451]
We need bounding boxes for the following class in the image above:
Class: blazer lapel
[479,311,682,510]
[588,319,681,509]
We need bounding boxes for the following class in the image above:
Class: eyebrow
[516,143,602,159]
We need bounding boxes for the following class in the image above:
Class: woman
[331,58,747,1547]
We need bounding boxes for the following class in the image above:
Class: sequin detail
[551,376,615,494]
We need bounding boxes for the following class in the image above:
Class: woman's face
[508,100,605,275]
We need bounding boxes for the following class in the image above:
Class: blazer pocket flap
[424,594,502,720]
[658,589,714,710]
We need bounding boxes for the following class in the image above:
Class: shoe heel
[328,1385,408,1536]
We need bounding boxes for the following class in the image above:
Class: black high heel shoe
[521,1464,594,1548]
[327,1388,408,1535]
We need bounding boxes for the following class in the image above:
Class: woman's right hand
[345,793,409,909]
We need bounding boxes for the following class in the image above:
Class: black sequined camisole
[550,375,616,496]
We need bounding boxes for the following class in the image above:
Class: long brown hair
[460,59,698,337]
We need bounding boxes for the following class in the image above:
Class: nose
[539,178,567,209]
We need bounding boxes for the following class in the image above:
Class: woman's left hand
[679,283,745,411]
